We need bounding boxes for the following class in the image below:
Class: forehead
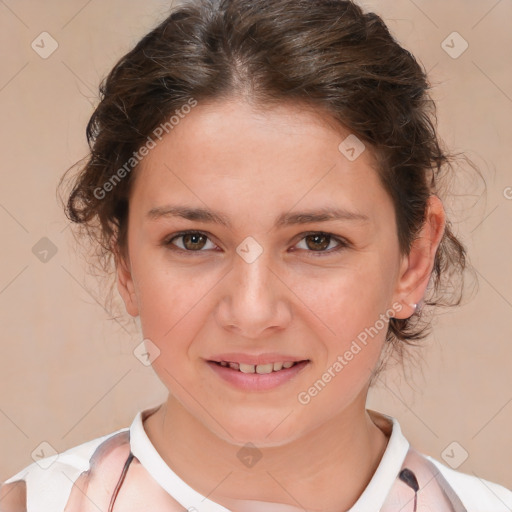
[130,98,389,223]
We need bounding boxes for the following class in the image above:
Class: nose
[215,248,292,339]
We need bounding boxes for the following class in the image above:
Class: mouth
[207,360,310,374]
[206,358,311,391]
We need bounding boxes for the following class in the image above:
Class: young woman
[1,0,511,510]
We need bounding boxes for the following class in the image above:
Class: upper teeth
[219,361,297,373]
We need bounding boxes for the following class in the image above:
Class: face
[117,98,444,446]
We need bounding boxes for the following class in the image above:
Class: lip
[207,353,308,366]
[206,359,310,391]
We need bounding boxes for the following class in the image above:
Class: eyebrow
[146,205,370,228]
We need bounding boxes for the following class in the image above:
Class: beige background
[1,0,511,491]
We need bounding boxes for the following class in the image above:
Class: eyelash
[163,230,350,257]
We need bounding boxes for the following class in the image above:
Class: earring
[408,303,418,315]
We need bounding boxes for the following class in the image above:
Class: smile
[206,359,311,391]
[212,361,304,374]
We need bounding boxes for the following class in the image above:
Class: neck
[143,393,389,512]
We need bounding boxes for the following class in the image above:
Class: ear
[392,195,446,319]
[114,243,139,318]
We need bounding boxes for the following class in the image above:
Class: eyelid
[163,230,350,255]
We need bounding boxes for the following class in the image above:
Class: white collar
[129,407,410,512]
[347,409,410,511]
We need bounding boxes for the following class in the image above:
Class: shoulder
[425,455,512,512]
[0,480,25,512]
[1,425,130,512]
[374,410,512,512]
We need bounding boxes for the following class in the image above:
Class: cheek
[296,275,389,413]
[131,246,205,320]
[289,258,391,337]
[291,261,391,382]
[131,263,188,354]
[131,256,221,369]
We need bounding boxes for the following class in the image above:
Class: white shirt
[2,406,511,511]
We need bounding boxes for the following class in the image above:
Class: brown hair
[58,0,479,378]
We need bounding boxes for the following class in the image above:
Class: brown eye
[182,233,208,250]
[294,232,348,256]
[166,232,215,252]
[304,233,331,251]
